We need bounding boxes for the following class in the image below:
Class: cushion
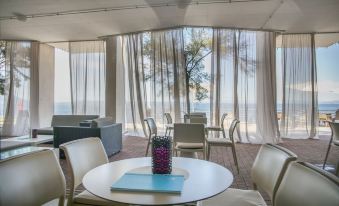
[36,127,54,135]
[176,142,204,149]
[201,188,267,206]
[51,115,99,127]
[74,190,126,206]
[91,117,115,128]
[207,138,232,145]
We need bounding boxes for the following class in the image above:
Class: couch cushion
[36,127,54,135]
[91,117,115,128]
[51,115,99,127]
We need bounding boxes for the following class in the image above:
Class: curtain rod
[42,39,102,44]
[280,31,339,35]
[0,0,271,21]
[98,25,286,39]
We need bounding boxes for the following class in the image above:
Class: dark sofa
[53,118,122,157]
[37,115,99,135]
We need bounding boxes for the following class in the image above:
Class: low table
[83,157,233,205]
[1,135,53,151]
[0,146,58,160]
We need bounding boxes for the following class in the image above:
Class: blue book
[111,173,185,194]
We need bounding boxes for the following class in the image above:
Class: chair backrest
[220,113,228,128]
[0,150,66,206]
[144,117,157,138]
[189,116,207,124]
[60,137,108,203]
[329,121,339,142]
[173,123,205,144]
[274,162,339,206]
[335,109,339,120]
[228,119,239,143]
[251,144,297,200]
[164,113,173,124]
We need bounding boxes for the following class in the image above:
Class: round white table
[83,157,233,205]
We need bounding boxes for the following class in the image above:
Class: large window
[54,44,72,114]
[315,35,339,129]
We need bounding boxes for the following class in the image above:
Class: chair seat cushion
[202,188,267,206]
[36,127,54,135]
[207,138,232,145]
[176,142,204,149]
[74,190,126,206]
[205,126,222,131]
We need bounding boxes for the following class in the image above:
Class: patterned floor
[59,134,339,205]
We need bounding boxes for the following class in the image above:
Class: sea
[0,102,338,116]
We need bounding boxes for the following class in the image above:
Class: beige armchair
[274,162,339,206]
[0,150,66,206]
[201,144,297,206]
[60,137,125,206]
[173,123,206,159]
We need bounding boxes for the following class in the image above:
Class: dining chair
[60,137,126,206]
[323,121,339,176]
[274,162,339,206]
[205,113,228,138]
[144,117,157,156]
[206,118,240,174]
[201,144,297,206]
[173,123,206,159]
[164,113,174,136]
[0,150,66,206]
[184,112,207,123]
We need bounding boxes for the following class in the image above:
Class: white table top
[83,157,233,205]
[1,135,53,150]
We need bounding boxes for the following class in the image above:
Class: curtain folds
[211,29,280,144]
[280,34,318,139]
[2,41,31,137]
[119,29,186,136]
[30,42,40,129]
[69,41,106,116]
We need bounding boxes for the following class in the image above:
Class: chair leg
[323,142,332,169]
[231,144,240,174]
[165,127,168,136]
[145,137,151,157]
[207,144,211,160]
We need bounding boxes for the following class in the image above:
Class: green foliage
[184,28,211,102]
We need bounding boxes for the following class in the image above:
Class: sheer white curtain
[280,34,318,139]
[120,33,147,136]
[119,29,186,136]
[148,29,187,127]
[211,29,279,144]
[2,41,31,137]
[69,41,106,116]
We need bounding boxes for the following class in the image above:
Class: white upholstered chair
[0,150,66,206]
[323,121,339,176]
[206,118,240,173]
[274,162,339,206]
[144,117,158,156]
[60,137,126,206]
[201,144,297,206]
[173,123,206,159]
[164,113,174,136]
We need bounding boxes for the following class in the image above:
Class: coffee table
[1,135,53,151]
[83,157,233,205]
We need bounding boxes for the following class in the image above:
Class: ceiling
[0,0,339,42]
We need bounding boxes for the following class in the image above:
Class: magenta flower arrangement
[152,136,172,174]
